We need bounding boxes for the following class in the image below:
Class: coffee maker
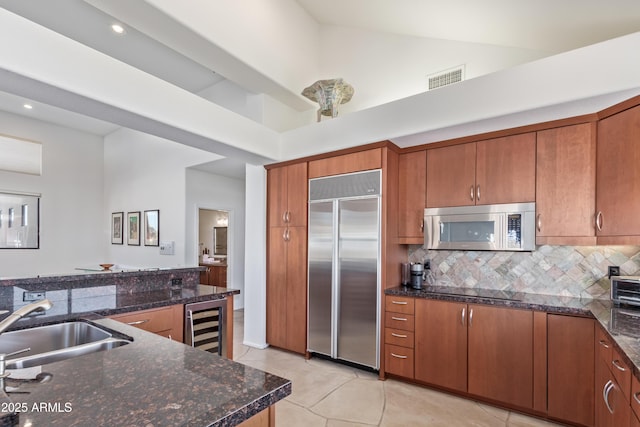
[410,262,425,289]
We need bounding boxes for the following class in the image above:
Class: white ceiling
[1,0,640,176]
[297,0,640,52]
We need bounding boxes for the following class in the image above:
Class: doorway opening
[198,208,229,287]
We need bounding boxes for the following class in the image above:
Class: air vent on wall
[428,65,465,90]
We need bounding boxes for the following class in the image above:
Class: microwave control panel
[506,214,522,249]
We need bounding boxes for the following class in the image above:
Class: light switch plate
[160,241,175,255]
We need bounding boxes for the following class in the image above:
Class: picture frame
[111,212,123,245]
[144,210,159,246]
[127,211,141,246]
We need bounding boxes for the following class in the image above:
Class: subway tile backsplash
[408,245,640,299]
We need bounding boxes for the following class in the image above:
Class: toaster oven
[611,276,640,307]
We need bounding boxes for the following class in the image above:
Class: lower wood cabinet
[110,304,184,342]
[414,299,467,392]
[200,264,227,286]
[384,296,415,378]
[547,314,595,426]
[467,304,533,409]
[595,357,631,427]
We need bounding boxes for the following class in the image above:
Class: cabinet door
[475,133,536,205]
[547,314,595,426]
[285,226,307,354]
[596,358,631,427]
[426,143,476,207]
[597,105,640,242]
[398,151,426,241]
[536,124,597,245]
[267,163,308,228]
[414,299,467,392]
[266,227,288,349]
[467,304,533,409]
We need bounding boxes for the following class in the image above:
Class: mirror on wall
[198,209,229,261]
[214,227,227,255]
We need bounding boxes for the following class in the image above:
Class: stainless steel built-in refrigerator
[307,170,381,370]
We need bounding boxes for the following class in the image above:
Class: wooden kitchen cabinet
[414,299,533,409]
[536,123,597,245]
[547,314,595,426]
[308,148,382,178]
[398,151,426,243]
[266,226,307,354]
[266,161,308,355]
[384,295,415,378]
[414,298,467,392]
[467,304,533,409]
[631,374,640,426]
[267,162,307,228]
[595,357,631,427]
[110,304,184,342]
[426,133,535,207]
[200,264,227,286]
[597,104,640,244]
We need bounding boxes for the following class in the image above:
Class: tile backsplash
[408,245,640,299]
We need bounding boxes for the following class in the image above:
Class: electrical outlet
[23,290,46,302]
[171,278,182,286]
[424,259,431,270]
[608,266,621,278]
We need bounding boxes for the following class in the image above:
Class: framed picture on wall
[127,211,140,246]
[111,212,123,244]
[144,210,159,246]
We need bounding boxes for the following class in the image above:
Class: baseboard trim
[243,340,269,350]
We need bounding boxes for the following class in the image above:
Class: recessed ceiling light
[111,24,125,34]
[23,104,33,110]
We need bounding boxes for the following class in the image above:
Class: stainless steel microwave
[423,202,535,251]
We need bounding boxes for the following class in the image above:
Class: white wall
[243,164,267,348]
[0,111,104,277]
[185,168,246,308]
[318,25,548,115]
[104,128,219,267]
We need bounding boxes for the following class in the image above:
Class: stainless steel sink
[0,320,132,369]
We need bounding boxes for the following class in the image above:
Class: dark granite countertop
[0,272,290,426]
[2,318,291,426]
[386,285,640,381]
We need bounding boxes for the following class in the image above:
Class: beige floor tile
[286,369,354,408]
[311,378,384,425]
[507,412,564,427]
[276,400,327,427]
[327,420,376,427]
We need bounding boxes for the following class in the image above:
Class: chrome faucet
[0,299,52,335]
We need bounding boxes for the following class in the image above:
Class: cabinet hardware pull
[126,319,150,326]
[603,380,615,414]
[469,308,474,327]
[282,211,287,223]
[612,360,627,372]
[596,211,603,231]
[391,316,407,321]
[391,353,408,359]
[285,211,291,223]
[391,333,407,338]
[420,219,424,232]
[286,229,290,241]
[476,185,481,201]
[599,340,610,349]
[634,392,640,405]
[461,307,466,326]
[536,214,542,232]
[392,301,408,305]
[168,335,172,341]
[470,185,474,201]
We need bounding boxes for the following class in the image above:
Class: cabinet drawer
[596,326,613,364]
[110,306,175,334]
[385,328,414,348]
[385,313,415,331]
[611,347,632,402]
[385,344,414,378]
[385,296,415,315]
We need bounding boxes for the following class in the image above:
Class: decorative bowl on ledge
[99,263,114,271]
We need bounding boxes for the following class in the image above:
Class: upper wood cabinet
[597,104,640,244]
[426,133,535,207]
[308,148,382,179]
[536,123,597,245]
[267,162,307,228]
[398,151,426,243]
